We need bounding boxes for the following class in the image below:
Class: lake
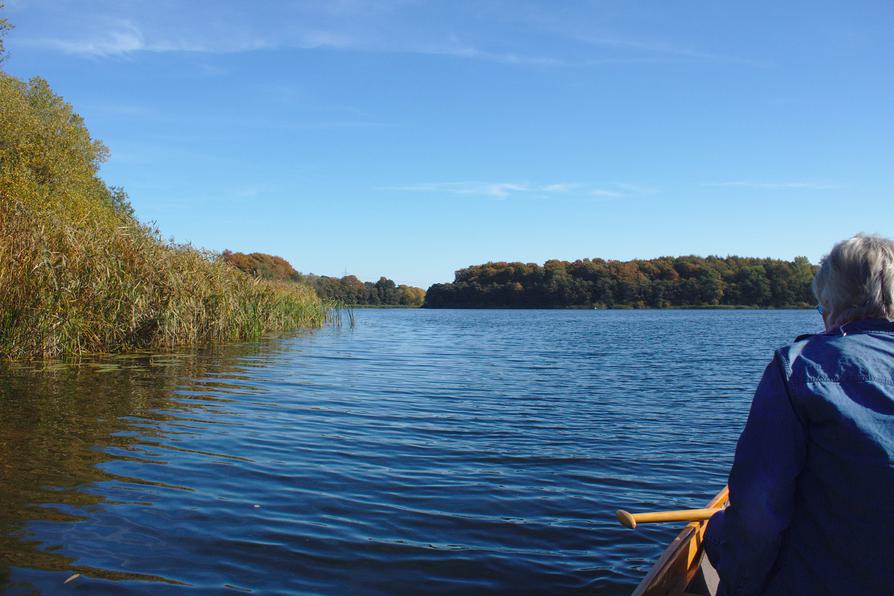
[0,309,819,593]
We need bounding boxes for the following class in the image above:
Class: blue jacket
[704,318,894,595]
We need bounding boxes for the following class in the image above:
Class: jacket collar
[830,318,894,336]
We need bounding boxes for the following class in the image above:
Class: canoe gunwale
[631,486,729,596]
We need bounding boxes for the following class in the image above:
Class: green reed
[327,302,357,328]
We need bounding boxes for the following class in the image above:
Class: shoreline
[419,304,814,310]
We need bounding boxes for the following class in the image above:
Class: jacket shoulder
[773,333,820,379]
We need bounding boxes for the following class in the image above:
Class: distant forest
[222,251,426,306]
[423,256,817,309]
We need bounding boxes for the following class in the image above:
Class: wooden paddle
[615,507,721,529]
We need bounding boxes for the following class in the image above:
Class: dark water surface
[0,309,819,594]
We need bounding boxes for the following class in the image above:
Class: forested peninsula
[423,257,817,309]
[222,251,426,307]
[0,25,326,359]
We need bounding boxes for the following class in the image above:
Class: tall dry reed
[0,197,326,360]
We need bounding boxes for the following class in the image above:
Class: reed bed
[0,199,326,360]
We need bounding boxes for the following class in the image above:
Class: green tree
[791,256,817,303]
[733,265,771,306]
[695,266,725,305]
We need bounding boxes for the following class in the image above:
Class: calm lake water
[0,309,819,594]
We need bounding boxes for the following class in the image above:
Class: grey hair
[813,234,894,327]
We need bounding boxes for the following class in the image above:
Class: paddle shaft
[615,507,721,529]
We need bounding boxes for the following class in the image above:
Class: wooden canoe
[632,486,729,596]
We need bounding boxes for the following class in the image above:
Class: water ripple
[0,309,817,593]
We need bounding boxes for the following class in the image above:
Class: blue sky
[3,0,892,288]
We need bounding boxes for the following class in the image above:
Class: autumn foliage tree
[424,256,816,309]
[221,251,301,282]
[222,251,426,306]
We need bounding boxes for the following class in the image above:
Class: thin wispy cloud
[574,35,764,67]
[384,182,532,199]
[419,44,563,66]
[22,19,148,57]
[19,18,272,57]
[589,189,623,198]
[25,28,559,66]
[702,181,838,190]
[13,1,759,68]
[16,9,553,65]
[540,183,578,193]
[381,181,640,199]
[611,182,658,195]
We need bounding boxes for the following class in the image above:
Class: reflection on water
[0,310,817,593]
[0,344,302,593]
[0,349,251,591]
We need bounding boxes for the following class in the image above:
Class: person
[704,234,894,595]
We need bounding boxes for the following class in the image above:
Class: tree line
[423,256,817,309]
[222,251,426,306]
